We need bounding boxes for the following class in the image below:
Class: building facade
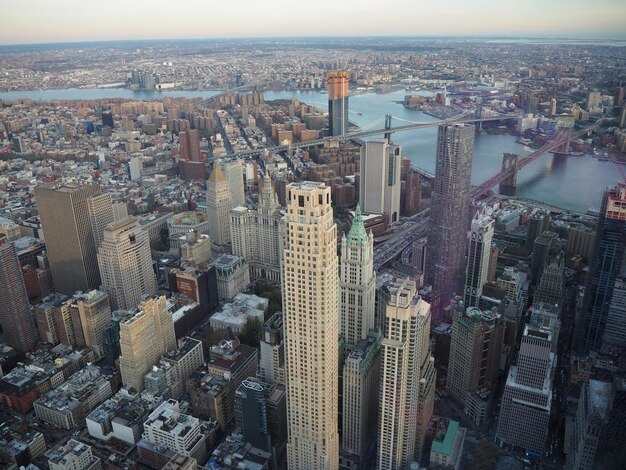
[97,217,157,311]
[230,174,283,282]
[35,184,109,294]
[496,310,555,454]
[579,183,626,355]
[463,211,495,307]
[340,205,376,351]
[427,124,475,313]
[446,299,503,415]
[0,237,37,352]
[283,182,339,470]
[119,296,177,392]
[328,71,349,136]
[206,165,233,245]
[377,279,435,469]
[359,140,402,225]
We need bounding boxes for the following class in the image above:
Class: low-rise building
[429,418,466,470]
[34,365,114,429]
[46,440,101,470]
[86,388,153,444]
[211,254,250,300]
[138,400,212,468]
[209,293,268,334]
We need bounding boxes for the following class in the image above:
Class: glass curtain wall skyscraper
[579,182,626,355]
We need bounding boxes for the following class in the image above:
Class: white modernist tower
[377,279,436,470]
[282,181,339,470]
[359,139,402,225]
[97,217,157,311]
[340,204,376,351]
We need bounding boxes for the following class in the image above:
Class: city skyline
[2,0,626,45]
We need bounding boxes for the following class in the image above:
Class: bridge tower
[499,153,519,195]
[476,105,484,133]
[554,129,571,155]
[384,114,392,143]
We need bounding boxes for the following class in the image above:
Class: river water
[0,87,616,212]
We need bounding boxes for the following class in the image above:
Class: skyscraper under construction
[328,71,349,136]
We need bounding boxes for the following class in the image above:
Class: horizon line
[2,33,626,48]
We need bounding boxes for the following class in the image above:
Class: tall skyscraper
[87,193,117,249]
[427,124,475,313]
[534,256,565,308]
[340,205,376,351]
[530,231,558,285]
[231,173,283,282]
[206,164,233,245]
[565,379,613,470]
[282,182,339,470]
[0,237,37,352]
[342,330,381,468]
[526,210,551,248]
[377,279,435,469]
[579,183,626,355]
[463,211,495,307]
[119,295,177,392]
[97,217,157,311]
[359,140,402,225]
[328,71,349,136]
[496,309,555,454]
[446,299,503,413]
[223,160,245,208]
[35,184,108,294]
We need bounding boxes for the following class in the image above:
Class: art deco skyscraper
[206,164,233,245]
[427,124,475,313]
[328,71,349,136]
[359,140,402,225]
[463,211,495,307]
[35,184,108,294]
[97,217,157,311]
[0,237,37,352]
[579,182,626,355]
[282,182,339,470]
[377,279,435,469]
[119,295,177,392]
[340,204,376,351]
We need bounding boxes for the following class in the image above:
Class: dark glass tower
[579,182,626,355]
[427,123,475,314]
[0,237,37,352]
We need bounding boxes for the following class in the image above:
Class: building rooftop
[47,439,92,465]
[588,379,612,420]
[144,400,199,438]
[431,419,460,457]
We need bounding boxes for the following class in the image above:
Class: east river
[1,87,616,213]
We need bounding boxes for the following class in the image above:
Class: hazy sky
[1,0,625,45]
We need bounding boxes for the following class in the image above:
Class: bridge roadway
[373,217,429,271]
[223,114,519,160]
[470,120,604,200]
